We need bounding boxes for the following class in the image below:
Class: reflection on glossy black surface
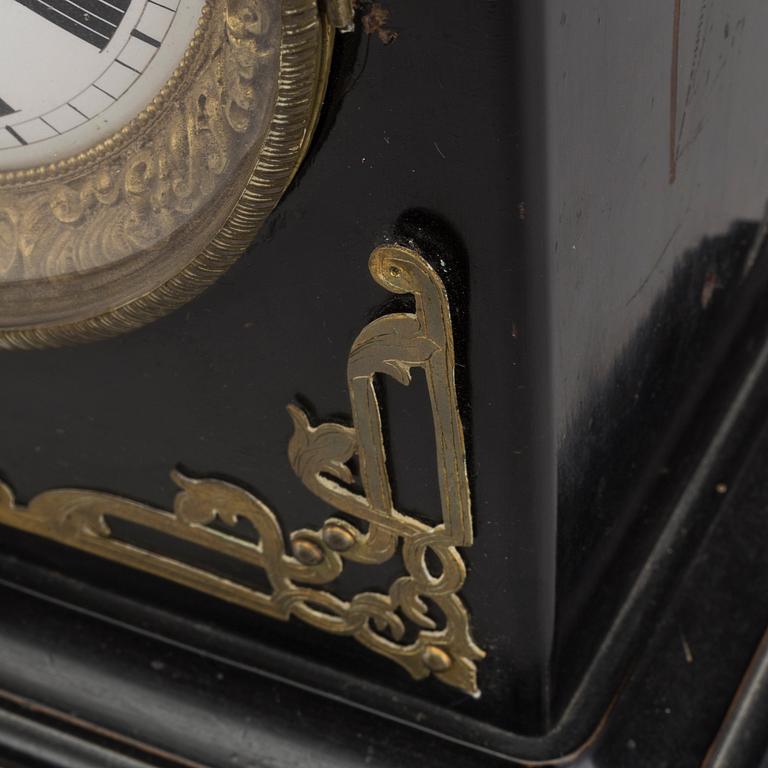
[548,0,768,716]
[556,220,767,710]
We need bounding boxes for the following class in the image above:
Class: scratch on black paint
[674,0,710,176]
[669,0,681,183]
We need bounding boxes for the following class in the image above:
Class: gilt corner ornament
[0,0,337,349]
[0,245,486,695]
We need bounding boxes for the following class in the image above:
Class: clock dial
[0,0,205,170]
[12,0,131,49]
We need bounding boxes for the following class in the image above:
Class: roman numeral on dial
[12,0,130,50]
[0,99,17,119]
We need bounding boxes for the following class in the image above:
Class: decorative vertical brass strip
[0,246,485,695]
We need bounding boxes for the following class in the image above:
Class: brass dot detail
[422,645,452,672]
[293,538,324,566]
[322,523,355,552]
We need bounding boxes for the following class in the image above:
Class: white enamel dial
[0,0,205,171]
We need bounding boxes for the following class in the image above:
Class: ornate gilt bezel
[0,0,333,349]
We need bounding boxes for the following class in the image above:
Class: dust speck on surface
[358,2,399,45]
[680,630,694,663]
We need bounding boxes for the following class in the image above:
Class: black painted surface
[576,336,768,767]
[703,629,768,768]
[1,0,768,762]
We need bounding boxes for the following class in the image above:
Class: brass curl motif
[0,246,485,695]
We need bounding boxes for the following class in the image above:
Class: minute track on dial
[11,0,130,50]
[0,99,17,119]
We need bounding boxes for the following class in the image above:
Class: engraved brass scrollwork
[0,245,485,695]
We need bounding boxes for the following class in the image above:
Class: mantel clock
[3,2,768,768]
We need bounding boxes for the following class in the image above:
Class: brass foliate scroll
[0,245,485,695]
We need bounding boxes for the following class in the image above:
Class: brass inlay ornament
[0,245,485,695]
